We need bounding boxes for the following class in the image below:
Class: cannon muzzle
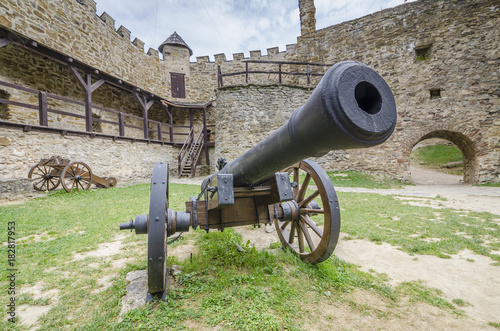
[219,61,397,187]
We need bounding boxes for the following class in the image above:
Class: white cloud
[94,0,416,60]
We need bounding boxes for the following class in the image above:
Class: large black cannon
[120,61,397,301]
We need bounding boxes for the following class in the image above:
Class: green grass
[327,171,406,189]
[340,192,500,261]
[1,177,497,329]
[476,182,500,187]
[411,144,463,175]
[117,229,398,330]
[489,322,500,329]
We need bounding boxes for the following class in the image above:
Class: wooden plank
[92,118,118,125]
[47,93,86,106]
[69,66,87,91]
[38,91,48,126]
[118,112,125,136]
[157,122,162,141]
[0,80,39,94]
[90,79,105,93]
[0,98,38,109]
[47,108,86,119]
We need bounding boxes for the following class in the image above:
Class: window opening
[430,89,441,99]
[171,73,185,98]
[415,44,432,61]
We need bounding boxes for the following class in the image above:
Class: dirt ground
[232,165,500,329]
[13,166,500,329]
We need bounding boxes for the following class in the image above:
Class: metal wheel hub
[280,200,300,222]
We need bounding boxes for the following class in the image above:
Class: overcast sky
[94,0,417,61]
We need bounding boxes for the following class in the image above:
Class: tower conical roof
[158,31,193,56]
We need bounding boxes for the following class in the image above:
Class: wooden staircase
[178,128,205,177]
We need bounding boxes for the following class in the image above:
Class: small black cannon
[120,61,397,301]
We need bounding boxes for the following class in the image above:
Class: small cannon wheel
[146,162,169,300]
[275,159,341,264]
[28,164,60,191]
[61,162,93,192]
[105,177,117,188]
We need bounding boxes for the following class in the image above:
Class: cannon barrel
[219,61,397,187]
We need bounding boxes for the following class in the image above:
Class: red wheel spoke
[301,215,323,238]
[299,189,320,208]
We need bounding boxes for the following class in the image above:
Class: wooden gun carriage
[120,61,398,301]
[28,156,117,192]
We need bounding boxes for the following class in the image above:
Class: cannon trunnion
[120,61,397,301]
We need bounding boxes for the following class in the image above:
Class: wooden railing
[178,127,195,175]
[217,60,333,87]
[0,79,203,145]
[177,128,206,177]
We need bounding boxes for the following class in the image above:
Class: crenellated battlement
[93,8,158,57]
[192,44,297,65]
[0,0,498,185]
[55,1,300,68]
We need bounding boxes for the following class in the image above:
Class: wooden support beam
[84,74,93,132]
[157,122,162,141]
[118,112,125,137]
[69,66,106,132]
[38,91,48,126]
[203,106,209,164]
[133,92,155,139]
[90,79,105,93]
[189,108,193,137]
[166,105,173,143]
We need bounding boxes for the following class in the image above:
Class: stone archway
[412,130,478,184]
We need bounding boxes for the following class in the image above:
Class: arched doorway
[409,130,478,184]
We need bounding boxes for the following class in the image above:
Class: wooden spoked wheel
[61,162,93,192]
[28,164,60,191]
[146,162,169,301]
[275,159,341,264]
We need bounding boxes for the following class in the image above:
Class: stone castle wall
[298,0,500,182]
[0,0,498,185]
[215,85,313,162]
[0,127,177,185]
[0,0,303,103]
[217,0,499,183]
[215,85,396,177]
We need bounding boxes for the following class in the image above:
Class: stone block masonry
[0,0,498,185]
[292,0,500,183]
[0,127,177,185]
[216,0,499,184]
[215,85,399,180]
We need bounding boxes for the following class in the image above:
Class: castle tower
[158,32,193,98]
[298,0,316,36]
